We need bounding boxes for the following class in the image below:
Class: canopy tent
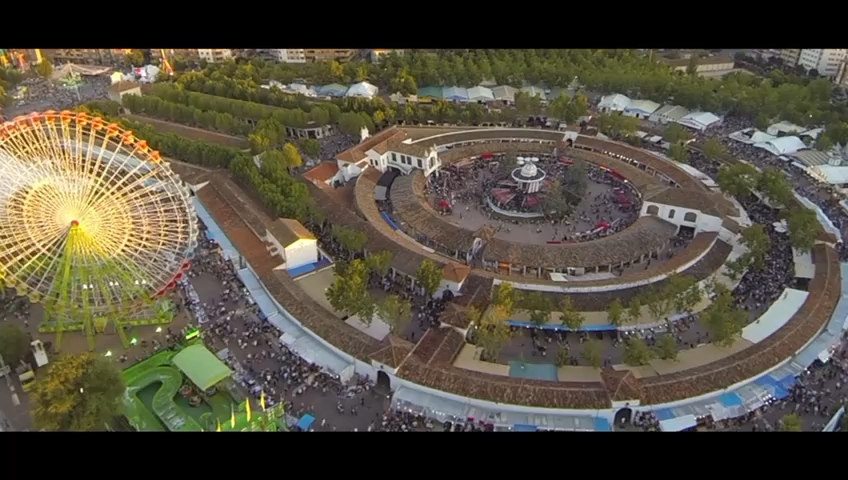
[172,344,233,390]
[753,376,790,400]
[598,93,631,112]
[767,121,806,137]
[417,86,443,100]
[491,85,519,102]
[753,136,807,156]
[491,188,515,205]
[317,83,349,97]
[466,86,494,102]
[677,111,721,131]
[286,83,318,97]
[442,86,468,101]
[593,417,612,432]
[741,288,808,343]
[346,81,378,98]
[520,86,547,100]
[296,414,315,431]
[807,165,848,185]
[658,414,697,432]
[624,100,661,117]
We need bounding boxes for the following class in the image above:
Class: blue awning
[719,393,743,407]
[654,408,675,421]
[754,376,789,400]
[778,375,797,390]
[380,212,399,230]
[506,320,617,332]
[513,424,538,432]
[296,414,315,430]
[594,417,612,432]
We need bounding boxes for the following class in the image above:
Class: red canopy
[491,188,516,205]
[481,152,492,160]
[437,200,450,208]
[523,195,539,207]
[596,221,610,230]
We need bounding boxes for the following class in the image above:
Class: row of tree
[122,94,253,136]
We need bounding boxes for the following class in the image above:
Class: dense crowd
[4,75,111,117]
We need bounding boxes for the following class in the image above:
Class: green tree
[655,335,678,361]
[365,250,393,278]
[475,322,513,362]
[544,180,574,219]
[784,208,819,253]
[298,138,321,158]
[378,294,412,335]
[124,49,145,66]
[326,259,375,324]
[338,112,366,136]
[29,353,124,431]
[555,346,570,367]
[623,337,655,366]
[558,296,585,330]
[492,282,521,318]
[35,59,53,79]
[626,296,643,324]
[702,137,727,160]
[668,141,689,163]
[757,166,793,207]
[716,163,760,197]
[415,259,443,298]
[700,287,747,347]
[581,338,602,368]
[281,142,303,168]
[739,224,771,269]
[663,123,691,144]
[779,413,802,432]
[669,275,701,316]
[815,133,834,152]
[330,225,367,253]
[514,91,542,116]
[607,298,624,328]
[524,291,553,326]
[0,324,30,367]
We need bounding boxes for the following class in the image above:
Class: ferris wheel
[0,111,198,351]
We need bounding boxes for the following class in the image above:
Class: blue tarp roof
[296,414,315,430]
[513,424,538,432]
[719,393,743,407]
[594,417,612,432]
[754,376,789,400]
[654,408,675,421]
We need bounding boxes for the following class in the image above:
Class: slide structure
[121,351,203,432]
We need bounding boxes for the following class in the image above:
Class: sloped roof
[750,131,777,144]
[754,136,807,156]
[466,86,494,101]
[368,335,415,368]
[442,86,468,100]
[520,86,547,100]
[417,86,443,99]
[303,162,339,184]
[643,186,737,217]
[172,344,233,390]
[346,81,378,98]
[600,369,644,403]
[268,218,315,247]
[678,111,721,129]
[598,93,631,111]
[318,83,349,96]
[651,104,689,121]
[107,81,141,94]
[625,99,661,115]
[491,85,518,102]
[442,262,471,283]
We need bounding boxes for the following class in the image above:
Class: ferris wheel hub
[70,220,79,227]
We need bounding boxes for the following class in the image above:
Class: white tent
[287,83,317,97]
[345,81,379,98]
[677,112,721,131]
[658,415,697,432]
[598,94,631,112]
[491,85,519,103]
[753,136,807,156]
[767,121,806,137]
[807,165,848,185]
[466,86,494,102]
[624,100,661,117]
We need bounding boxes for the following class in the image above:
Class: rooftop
[267,218,315,247]
[172,344,233,390]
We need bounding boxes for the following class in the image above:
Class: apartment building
[45,49,131,66]
[264,49,306,63]
[303,49,357,63]
[797,49,847,78]
[197,49,233,64]
[836,60,848,88]
[779,49,801,66]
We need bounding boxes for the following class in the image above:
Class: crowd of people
[3,75,111,118]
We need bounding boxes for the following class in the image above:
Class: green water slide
[122,351,203,432]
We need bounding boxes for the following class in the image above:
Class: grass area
[121,114,250,149]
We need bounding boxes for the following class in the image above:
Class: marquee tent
[466,86,494,102]
[345,81,379,98]
[442,86,468,101]
[677,112,721,131]
[753,136,807,156]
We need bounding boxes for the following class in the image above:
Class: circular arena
[190,126,841,429]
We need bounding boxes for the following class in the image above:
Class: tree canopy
[326,259,375,324]
[29,353,125,431]
[0,324,30,367]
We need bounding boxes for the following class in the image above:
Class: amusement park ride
[0,111,198,352]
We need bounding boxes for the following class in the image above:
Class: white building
[640,187,729,235]
[797,49,847,78]
[197,49,233,64]
[106,81,141,105]
[437,263,472,297]
[265,218,318,271]
[466,86,495,103]
[345,81,379,98]
[648,105,690,125]
[623,100,661,119]
[335,127,441,179]
[676,111,721,132]
[260,49,306,63]
[597,94,631,113]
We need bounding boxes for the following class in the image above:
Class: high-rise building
[303,49,356,63]
[779,49,801,66]
[264,49,306,63]
[797,49,847,78]
[197,49,233,64]
[836,60,848,88]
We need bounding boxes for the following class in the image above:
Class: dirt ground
[122,114,249,149]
